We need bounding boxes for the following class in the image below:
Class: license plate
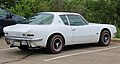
[14,41,20,46]
[21,41,28,45]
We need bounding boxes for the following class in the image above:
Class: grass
[115,28,120,38]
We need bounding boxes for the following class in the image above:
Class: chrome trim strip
[5,37,43,41]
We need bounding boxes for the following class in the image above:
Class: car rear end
[3,24,44,49]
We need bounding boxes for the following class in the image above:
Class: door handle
[72,28,76,31]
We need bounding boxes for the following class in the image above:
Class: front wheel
[47,35,65,54]
[98,30,111,46]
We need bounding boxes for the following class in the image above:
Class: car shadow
[6,43,103,56]
[2,43,107,62]
[20,43,101,54]
[63,43,100,51]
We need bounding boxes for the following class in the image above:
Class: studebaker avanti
[4,12,117,54]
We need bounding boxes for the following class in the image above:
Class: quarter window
[67,15,85,26]
[19,13,54,25]
[59,15,69,25]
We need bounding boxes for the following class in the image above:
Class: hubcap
[53,38,62,51]
[103,33,110,44]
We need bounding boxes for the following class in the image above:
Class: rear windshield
[18,13,54,25]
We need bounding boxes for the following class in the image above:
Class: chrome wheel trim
[103,33,110,45]
[52,38,63,52]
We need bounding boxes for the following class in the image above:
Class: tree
[0,0,18,8]
[84,0,118,26]
[9,0,50,17]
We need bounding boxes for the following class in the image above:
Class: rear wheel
[18,45,29,51]
[98,30,111,46]
[47,35,65,54]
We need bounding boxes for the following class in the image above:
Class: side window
[0,8,7,17]
[67,15,85,26]
[59,15,69,25]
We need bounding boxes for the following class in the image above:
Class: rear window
[19,13,54,25]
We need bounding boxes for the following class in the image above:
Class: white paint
[4,12,117,47]
[44,46,120,62]
[0,48,16,52]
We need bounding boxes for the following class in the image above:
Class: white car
[4,12,117,54]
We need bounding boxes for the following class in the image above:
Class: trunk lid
[4,24,36,37]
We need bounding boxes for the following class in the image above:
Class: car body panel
[3,12,117,47]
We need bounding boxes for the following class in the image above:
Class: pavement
[0,37,120,64]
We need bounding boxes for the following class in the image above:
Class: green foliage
[49,0,85,14]
[0,0,120,38]
[0,0,18,8]
[85,0,117,24]
[116,28,120,38]
[8,0,50,17]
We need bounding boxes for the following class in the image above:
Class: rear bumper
[5,36,43,41]
[5,36,43,47]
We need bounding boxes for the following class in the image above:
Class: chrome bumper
[5,36,43,46]
[5,36,43,41]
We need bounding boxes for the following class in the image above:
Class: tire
[98,30,111,46]
[0,26,4,37]
[18,45,29,51]
[47,35,65,54]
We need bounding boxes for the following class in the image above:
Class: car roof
[41,12,80,15]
